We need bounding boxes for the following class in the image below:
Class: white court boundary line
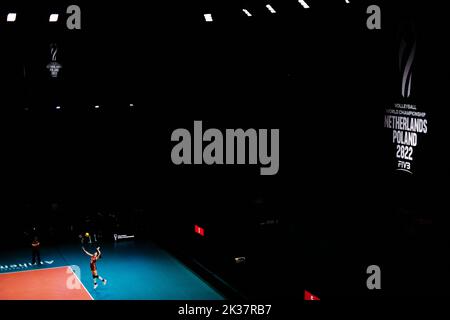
[0,265,94,300]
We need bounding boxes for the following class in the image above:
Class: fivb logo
[399,24,416,99]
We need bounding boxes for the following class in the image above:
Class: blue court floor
[0,240,224,300]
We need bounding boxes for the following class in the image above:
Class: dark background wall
[0,0,448,298]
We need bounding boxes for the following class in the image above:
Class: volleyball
[85,232,90,237]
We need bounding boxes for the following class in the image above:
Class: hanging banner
[46,43,62,78]
[384,23,428,175]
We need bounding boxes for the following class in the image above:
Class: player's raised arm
[82,247,93,256]
[96,247,101,258]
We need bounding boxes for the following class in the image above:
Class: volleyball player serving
[82,246,107,289]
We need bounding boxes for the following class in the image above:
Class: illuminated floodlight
[7,13,17,22]
[266,4,276,13]
[242,9,252,17]
[298,1,310,9]
[204,14,213,22]
[49,14,59,22]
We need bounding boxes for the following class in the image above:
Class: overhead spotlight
[266,4,276,13]
[298,0,310,9]
[49,14,59,22]
[345,0,350,3]
[242,9,252,17]
[7,13,17,22]
[130,103,134,107]
[204,13,213,22]
[56,106,61,110]
[94,105,100,109]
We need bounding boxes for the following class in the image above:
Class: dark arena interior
[0,0,449,312]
